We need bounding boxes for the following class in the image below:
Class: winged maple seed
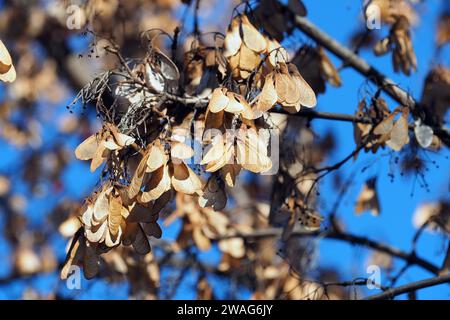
[353,99,412,155]
[128,138,202,203]
[374,15,417,75]
[355,178,381,216]
[0,40,16,83]
[207,87,259,119]
[256,62,317,113]
[385,107,410,151]
[81,184,125,248]
[201,126,272,183]
[223,14,317,111]
[224,15,266,80]
[75,123,135,172]
[366,0,418,75]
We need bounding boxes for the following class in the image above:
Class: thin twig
[323,277,388,292]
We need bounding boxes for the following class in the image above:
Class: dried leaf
[204,140,234,173]
[374,37,391,56]
[274,67,291,105]
[238,43,261,74]
[437,13,450,47]
[105,223,122,247]
[235,94,257,120]
[318,47,341,87]
[86,221,107,243]
[90,146,107,172]
[201,134,226,166]
[145,63,165,92]
[128,203,157,223]
[148,190,172,215]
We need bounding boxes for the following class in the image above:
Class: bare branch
[364,274,450,300]
[211,228,440,275]
[270,108,371,123]
[164,93,372,124]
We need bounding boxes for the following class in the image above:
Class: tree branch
[364,274,450,300]
[212,228,440,275]
[164,92,372,123]
[324,278,386,290]
[271,108,371,123]
[289,12,450,146]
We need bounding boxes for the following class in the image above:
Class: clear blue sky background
[0,0,448,299]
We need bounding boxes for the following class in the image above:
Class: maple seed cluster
[61,14,318,279]
[365,0,417,75]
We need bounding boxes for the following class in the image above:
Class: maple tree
[0,0,449,300]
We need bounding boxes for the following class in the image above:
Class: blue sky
[0,0,448,299]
